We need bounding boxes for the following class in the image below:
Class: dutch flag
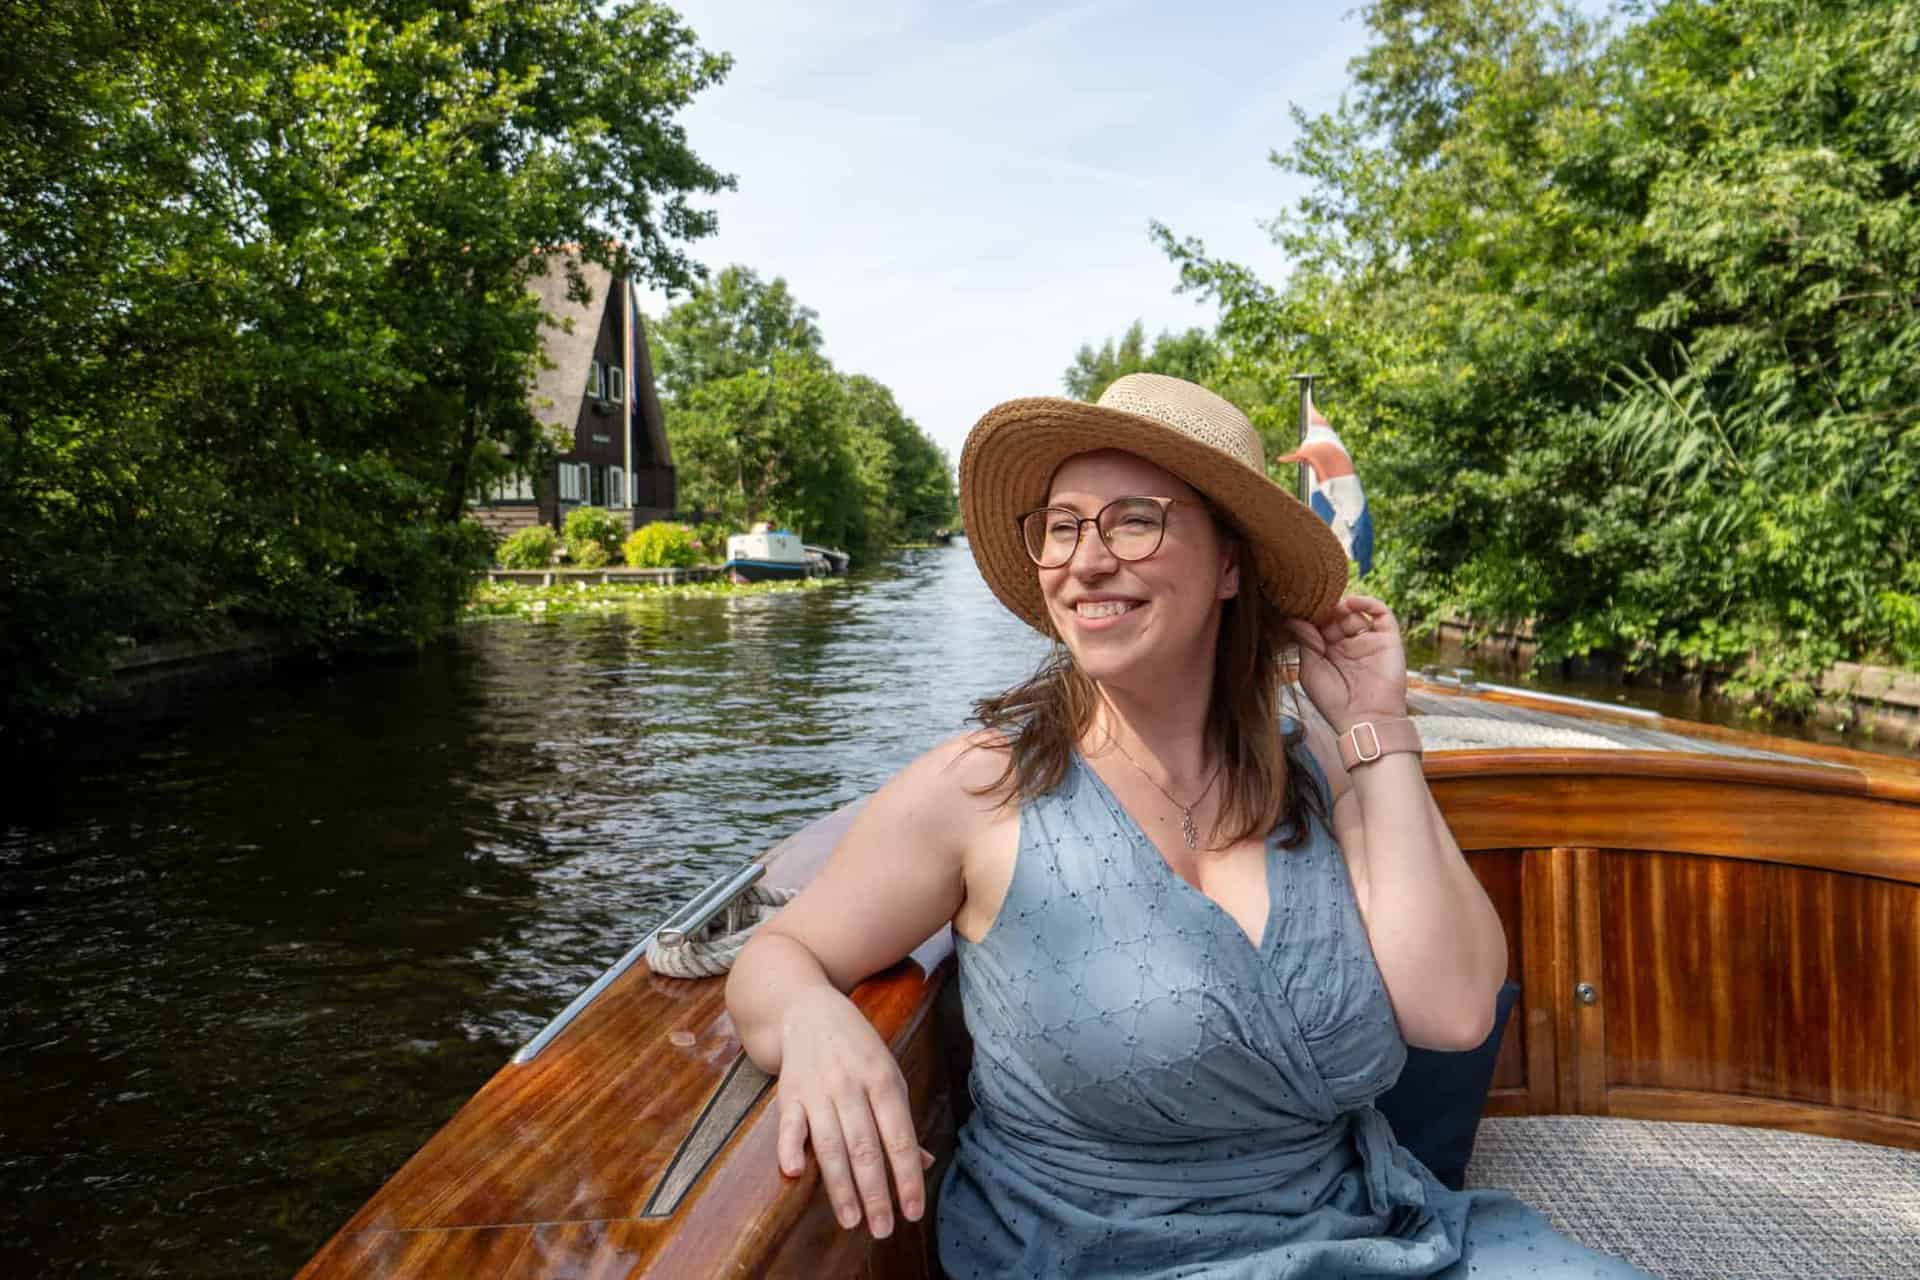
[1278,394,1373,577]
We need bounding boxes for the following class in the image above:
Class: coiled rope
[645,883,798,979]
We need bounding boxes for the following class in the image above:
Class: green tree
[649,265,825,398]
[1154,0,1920,709]
[842,375,958,543]
[1063,322,1223,401]
[654,268,955,549]
[671,355,868,546]
[0,0,731,729]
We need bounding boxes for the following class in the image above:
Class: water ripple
[0,546,1044,1277]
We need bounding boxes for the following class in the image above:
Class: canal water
[0,547,1047,1278]
[1,545,1907,1276]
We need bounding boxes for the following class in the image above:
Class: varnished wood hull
[1438,752,1920,1149]
[299,683,1920,1277]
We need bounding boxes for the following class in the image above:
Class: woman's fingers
[869,1074,928,1223]
[833,1090,898,1237]
[1306,596,1400,647]
[776,1095,810,1178]
[804,1100,864,1230]
[1340,596,1398,635]
[796,1095,933,1237]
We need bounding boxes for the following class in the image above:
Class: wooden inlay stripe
[642,1054,774,1218]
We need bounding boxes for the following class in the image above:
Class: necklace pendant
[1180,809,1198,849]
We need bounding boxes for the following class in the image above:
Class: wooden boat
[297,675,1920,1277]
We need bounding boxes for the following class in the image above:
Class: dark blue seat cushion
[1374,980,1521,1191]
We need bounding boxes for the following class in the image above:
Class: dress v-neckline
[1072,753,1281,954]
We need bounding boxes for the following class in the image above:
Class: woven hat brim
[960,396,1348,634]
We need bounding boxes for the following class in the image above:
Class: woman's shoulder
[876,729,1013,825]
[919,726,1012,777]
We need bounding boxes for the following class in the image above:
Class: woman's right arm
[724,731,999,1240]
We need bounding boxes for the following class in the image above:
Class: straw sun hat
[960,372,1348,634]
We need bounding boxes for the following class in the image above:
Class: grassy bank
[463,576,841,622]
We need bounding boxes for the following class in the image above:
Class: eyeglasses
[1016,496,1183,568]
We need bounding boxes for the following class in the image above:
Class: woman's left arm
[1288,595,1508,1051]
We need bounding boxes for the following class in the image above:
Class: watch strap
[1336,717,1423,771]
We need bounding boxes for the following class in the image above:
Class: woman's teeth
[1076,600,1139,619]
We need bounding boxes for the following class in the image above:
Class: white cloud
[640,2,1371,460]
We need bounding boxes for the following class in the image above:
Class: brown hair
[969,529,1329,849]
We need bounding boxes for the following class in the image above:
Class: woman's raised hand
[1285,594,1409,732]
[774,984,935,1238]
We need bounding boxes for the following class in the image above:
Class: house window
[489,472,535,502]
[609,466,626,509]
[586,362,604,400]
[607,365,624,404]
[558,461,590,503]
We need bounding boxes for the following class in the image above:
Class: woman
[726,374,1647,1277]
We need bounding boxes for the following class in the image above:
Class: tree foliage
[1064,322,1222,401]
[0,0,729,727]
[653,269,957,548]
[649,265,825,398]
[1157,0,1920,709]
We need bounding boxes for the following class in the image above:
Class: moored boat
[297,677,1920,1277]
[723,527,808,582]
[721,527,849,583]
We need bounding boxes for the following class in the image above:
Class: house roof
[526,255,613,435]
[524,253,672,474]
[631,304,671,470]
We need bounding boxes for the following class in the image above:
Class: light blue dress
[937,731,1649,1278]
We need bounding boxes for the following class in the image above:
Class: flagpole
[1288,373,1319,502]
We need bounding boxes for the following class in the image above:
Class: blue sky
[639,2,1378,461]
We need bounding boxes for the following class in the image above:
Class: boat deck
[1466,1116,1920,1279]
[1406,685,1836,763]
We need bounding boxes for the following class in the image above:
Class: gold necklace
[1103,735,1222,849]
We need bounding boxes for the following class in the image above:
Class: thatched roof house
[473,255,676,540]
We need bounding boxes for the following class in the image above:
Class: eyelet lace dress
[937,729,1649,1279]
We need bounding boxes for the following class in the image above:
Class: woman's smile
[1071,596,1146,626]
